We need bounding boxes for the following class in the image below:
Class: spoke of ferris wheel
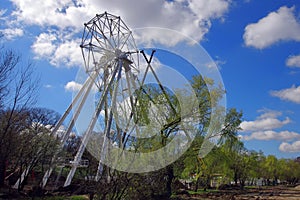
[122,59,174,151]
[123,69,140,139]
[62,71,97,144]
[119,32,131,50]
[92,21,115,50]
[107,18,117,48]
[148,62,177,115]
[64,61,120,187]
[40,72,97,188]
[51,74,94,137]
[117,17,121,48]
[81,43,112,54]
[14,73,95,189]
[111,69,140,169]
[121,55,179,146]
[119,55,152,147]
[95,58,124,181]
[12,165,31,189]
[95,56,138,178]
[141,57,192,142]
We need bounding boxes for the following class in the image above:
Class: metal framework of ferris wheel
[26,12,174,188]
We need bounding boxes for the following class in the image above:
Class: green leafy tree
[264,155,279,185]
[246,150,264,185]
[280,159,300,184]
[221,140,245,186]
[95,74,226,199]
[173,108,242,191]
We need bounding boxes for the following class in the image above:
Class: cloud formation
[31,32,83,67]
[243,6,300,49]
[44,84,53,89]
[0,28,24,40]
[32,33,57,58]
[279,141,300,152]
[243,130,300,142]
[2,0,231,67]
[240,108,300,153]
[270,85,300,104]
[286,54,300,68]
[64,81,83,92]
[240,109,290,132]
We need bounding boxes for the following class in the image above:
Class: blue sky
[1,0,300,158]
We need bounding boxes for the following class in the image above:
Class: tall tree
[0,47,39,187]
[264,155,279,185]
[13,108,60,190]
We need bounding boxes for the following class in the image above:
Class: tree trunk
[234,173,238,186]
[195,176,200,192]
[165,165,174,197]
[239,179,245,190]
[0,159,6,187]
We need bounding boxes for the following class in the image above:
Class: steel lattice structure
[14,12,178,189]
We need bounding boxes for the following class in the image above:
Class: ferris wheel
[13,10,226,190]
[35,12,181,188]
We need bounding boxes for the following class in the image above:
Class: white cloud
[279,141,300,152]
[270,85,300,104]
[32,33,57,58]
[10,0,89,29]
[243,130,300,141]
[50,39,83,67]
[205,58,226,70]
[64,81,83,92]
[257,109,281,119]
[286,54,300,68]
[240,109,290,132]
[0,28,24,40]
[243,6,300,49]
[0,9,23,40]
[240,109,300,151]
[32,33,82,67]
[44,84,53,89]
[188,0,230,20]
[6,0,231,67]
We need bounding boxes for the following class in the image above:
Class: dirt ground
[175,185,300,200]
[2,185,300,199]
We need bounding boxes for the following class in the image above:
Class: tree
[264,155,279,185]
[246,150,264,185]
[89,74,225,198]
[279,159,300,185]
[221,139,255,189]
[219,108,242,146]
[187,108,243,190]
[137,75,222,197]
[133,98,243,193]
[0,46,39,187]
[0,49,17,108]
[13,108,60,190]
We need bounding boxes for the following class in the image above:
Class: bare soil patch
[174,185,300,200]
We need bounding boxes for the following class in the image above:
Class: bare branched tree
[0,46,39,187]
[0,49,19,108]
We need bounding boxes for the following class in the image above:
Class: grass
[171,189,220,199]
[187,189,219,195]
[33,195,89,200]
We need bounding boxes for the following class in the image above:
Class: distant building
[295,157,300,163]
